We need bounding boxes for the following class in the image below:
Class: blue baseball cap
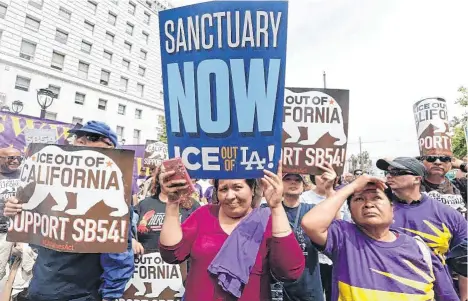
[69,121,118,147]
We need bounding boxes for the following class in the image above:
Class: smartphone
[162,158,195,199]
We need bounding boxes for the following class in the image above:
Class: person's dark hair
[346,187,394,208]
[212,179,257,206]
[309,175,316,185]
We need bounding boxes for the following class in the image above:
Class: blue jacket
[28,208,134,301]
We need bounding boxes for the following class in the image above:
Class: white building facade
[0,0,172,145]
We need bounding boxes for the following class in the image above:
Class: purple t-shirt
[393,194,468,263]
[324,220,458,301]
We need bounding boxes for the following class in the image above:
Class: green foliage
[158,115,168,144]
[348,151,373,173]
[451,86,467,159]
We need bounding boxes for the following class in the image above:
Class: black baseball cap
[376,157,426,177]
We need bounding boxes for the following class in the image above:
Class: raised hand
[159,170,189,204]
[317,161,337,190]
[261,161,284,209]
[350,174,387,193]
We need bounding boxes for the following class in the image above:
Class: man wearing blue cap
[4,121,134,301]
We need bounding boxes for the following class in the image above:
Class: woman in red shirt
[159,166,305,301]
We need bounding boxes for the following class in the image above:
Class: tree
[348,151,373,174]
[451,86,467,158]
[157,115,167,144]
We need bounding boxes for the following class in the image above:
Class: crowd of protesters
[0,119,466,301]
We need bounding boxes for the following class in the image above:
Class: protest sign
[143,140,168,167]
[413,98,452,156]
[159,1,288,178]
[282,88,350,175]
[0,112,75,151]
[7,144,134,253]
[121,252,185,301]
[24,128,56,145]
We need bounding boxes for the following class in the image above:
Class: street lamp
[11,100,24,114]
[37,88,57,119]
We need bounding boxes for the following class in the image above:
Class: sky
[169,0,468,171]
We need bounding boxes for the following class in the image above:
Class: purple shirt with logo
[393,193,467,263]
[323,220,458,301]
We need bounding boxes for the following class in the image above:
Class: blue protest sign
[159,1,288,179]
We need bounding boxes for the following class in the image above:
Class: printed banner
[7,144,134,253]
[0,112,75,152]
[159,1,288,179]
[413,98,452,156]
[143,140,168,167]
[121,252,185,301]
[24,128,56,145]
[282,88,350,175]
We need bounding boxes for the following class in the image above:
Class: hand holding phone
[161,158,195,204]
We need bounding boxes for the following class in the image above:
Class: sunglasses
[0,156,23,163]
[354,172,363,176]
[423,156,452,163]
[76,133,113,146]
[385,169,416,177]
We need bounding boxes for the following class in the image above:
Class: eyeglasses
[354,172,363,176]
[423,156,452,163]
[76,133,113,146]
[385,169,416,177]
[0,156,23,163]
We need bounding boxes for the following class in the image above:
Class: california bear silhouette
[20,145,128,217]
[283,90,347,146]
[414,98,448,138]
[124,253,185,298]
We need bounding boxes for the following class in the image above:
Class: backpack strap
[414,236,434,279]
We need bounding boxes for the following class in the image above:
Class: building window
[118,104,126,115]
[144,11,150,24]
[75,92,85,105]
[29,0,43,9]
[78,61,89,79]
[51,51,65,70]
[84,20,94,34]
[128,1,136,15]
[103,50,113,63]
[137,83,144,97]
[45,112,57,120]
[100,70,110,86]
[122,59,130,70]
[14,76,31,91]
[98,99,107,110]
[135,109,142,119]
[124,41,132,53]
[133,129,140,144]
[105,31,115,43]
[140,49,147,60]
[0,2,7,19]
[116,126,124,141]
[58,7,71,22]
[55,29,68,44]
[138,66,146,76]
[87,0,97,14]
[48,85,61,99]
[81,40,92,53]
[25,15,40,31]
[19,40,36,61]
[142,31,149,44]
[108,11,117,25]
[120,77,128,91]
[126,22,134,35]
[72,116,83,124]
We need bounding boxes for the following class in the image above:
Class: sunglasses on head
[354,172,363,176]
[76,133,113,146]
[423,156,452,163]
[385,169,416,177]
[0,156,23,163]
